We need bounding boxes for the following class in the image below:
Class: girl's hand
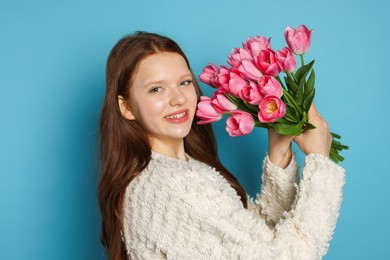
[268,128,294,169]
[294,104,332,157]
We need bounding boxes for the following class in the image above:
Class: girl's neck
[150,138,187,161]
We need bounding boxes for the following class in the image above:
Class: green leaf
[296,77,305,105]
[276,117,295,124]
[285,102,300,120]
[254,121,269,128]
[282,88,304,116]
[304,69,315,99]
[283,111,300,123]
[243,102,259,113]
[272,122,303,136]
[303,122,316,130]
[284,102,300,116]
[226,93,258,117]
[226,93,264,118]
[295,60,315,83]
[225,93,241,105]
[286,73,298,93]
[303,88,315,112]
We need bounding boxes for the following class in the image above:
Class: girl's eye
[149,86,161,93]
[180,80,193,86]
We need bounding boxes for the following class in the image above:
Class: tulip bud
[226,111,255,136]
[196,96,223,124]
[275,47,296,73]
[242,36,272,58]
[256,49,281,77]
[211,90,237,113]
[199,63,220,88]
[239,81,263,105]
[284,25,314,55]
[258,76,283,98]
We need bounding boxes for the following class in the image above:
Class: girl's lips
[165,109,190,124]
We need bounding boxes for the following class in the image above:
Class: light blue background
[1,0,388,259]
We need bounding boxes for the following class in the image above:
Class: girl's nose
[169,88,186,106]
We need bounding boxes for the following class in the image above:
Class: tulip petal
[241,60,263,81]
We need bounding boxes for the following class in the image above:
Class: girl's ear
[118,96,135,120]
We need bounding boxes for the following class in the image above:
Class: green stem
[300,55,305,66]
[254,120,269,128]
[242,101,260,114]
[276,75,287,90]
[282,88,303,114]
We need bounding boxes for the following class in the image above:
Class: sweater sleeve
[123,154,345,259]
[248,154,299,227]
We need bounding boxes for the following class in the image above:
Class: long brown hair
[98,32,248,259]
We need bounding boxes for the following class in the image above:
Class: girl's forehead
[132,53,191,84]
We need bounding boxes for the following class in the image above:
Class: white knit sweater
[123,152,345,259]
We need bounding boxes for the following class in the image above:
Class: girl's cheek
[147,98,166,114]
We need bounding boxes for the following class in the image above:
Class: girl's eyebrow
[143,80,165,88]
[143,73,193,88]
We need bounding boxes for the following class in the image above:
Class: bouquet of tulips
[196,25,348,163]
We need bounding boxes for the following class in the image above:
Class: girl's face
[120,52,198,150]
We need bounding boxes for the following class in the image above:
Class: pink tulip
[217,65,231,90]
[284,25,314,55]
[256,49,281,77]
[275,47,296,73]
[242,36,272,58]
[227,48,262,81]
[211,90,237,113]
[257,76,283,98]
[258,96,286,123]
[226,111,255,136]
[227,48,252,67]
[218,67,247,97]
[196,96,223,124]
[239,81,263,105]
[228,70,248,96]
[199,63,220,88]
